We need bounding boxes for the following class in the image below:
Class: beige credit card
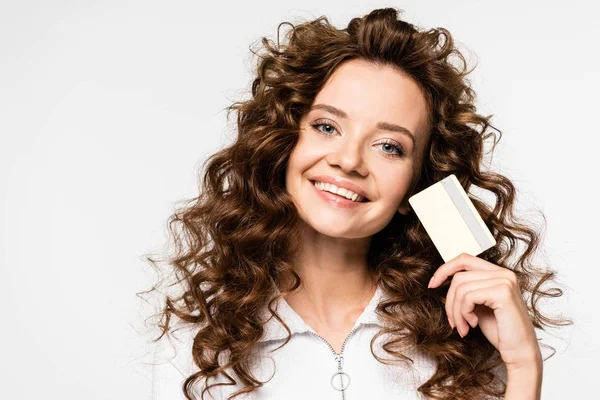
[408,174,496,262]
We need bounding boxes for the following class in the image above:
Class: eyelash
[310,119,406,158]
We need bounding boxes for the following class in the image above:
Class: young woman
[145,7,570,400]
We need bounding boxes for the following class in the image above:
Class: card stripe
[441,178,494,251]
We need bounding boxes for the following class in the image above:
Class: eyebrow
[310,103,416,146]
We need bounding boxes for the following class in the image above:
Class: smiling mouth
[310,180,371,202]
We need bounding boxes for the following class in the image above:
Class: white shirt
[151,284,505,399]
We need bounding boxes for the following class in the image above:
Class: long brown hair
[139,7,571,400]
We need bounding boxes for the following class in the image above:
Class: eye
[310,119,338,135]
[376,140,406,158]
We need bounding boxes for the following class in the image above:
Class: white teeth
[313,181,366,202]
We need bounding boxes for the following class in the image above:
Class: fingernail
[428,276,435,288]
[457,327,464,337]
[448,317,454,329]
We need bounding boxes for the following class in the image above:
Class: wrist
[505,358,543,400]
[506,349,543,375]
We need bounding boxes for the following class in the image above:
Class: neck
[282,223,378,328]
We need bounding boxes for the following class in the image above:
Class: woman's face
[285,59,430,239]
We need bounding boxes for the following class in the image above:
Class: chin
[298,215,378,239]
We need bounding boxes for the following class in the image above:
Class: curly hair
[139,7,572,400]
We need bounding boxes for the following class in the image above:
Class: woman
[144,7,570,400]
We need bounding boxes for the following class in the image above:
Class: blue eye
[378,140,406,157]
[311,122,337,135]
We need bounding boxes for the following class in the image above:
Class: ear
[397,199,411,215]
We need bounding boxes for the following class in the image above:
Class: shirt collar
[258,284,387,343]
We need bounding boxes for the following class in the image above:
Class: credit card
[408,174,496,262]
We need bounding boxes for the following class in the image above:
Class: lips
[308,175,371,201]
[310,180,370,202]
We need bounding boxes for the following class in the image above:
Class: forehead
[309,59,430,141]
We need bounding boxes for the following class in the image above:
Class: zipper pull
[330,354,351,393]
[335,354,344,369]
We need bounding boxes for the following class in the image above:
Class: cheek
[285,143,312,187]
[376,172,412,203]
[286,146,303,176]
[284,154,297,189]
[287,136,323,172]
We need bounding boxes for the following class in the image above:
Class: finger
[453,278,509,337]
[454,278,515,338]
[429,253,507,289]
[445,270,513,329]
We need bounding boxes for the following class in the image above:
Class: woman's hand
[428,253,542,370]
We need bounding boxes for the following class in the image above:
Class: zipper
[307,322,364,400]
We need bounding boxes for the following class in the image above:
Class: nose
[326,135,368,176]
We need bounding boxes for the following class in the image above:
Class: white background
[1,0,597,398]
